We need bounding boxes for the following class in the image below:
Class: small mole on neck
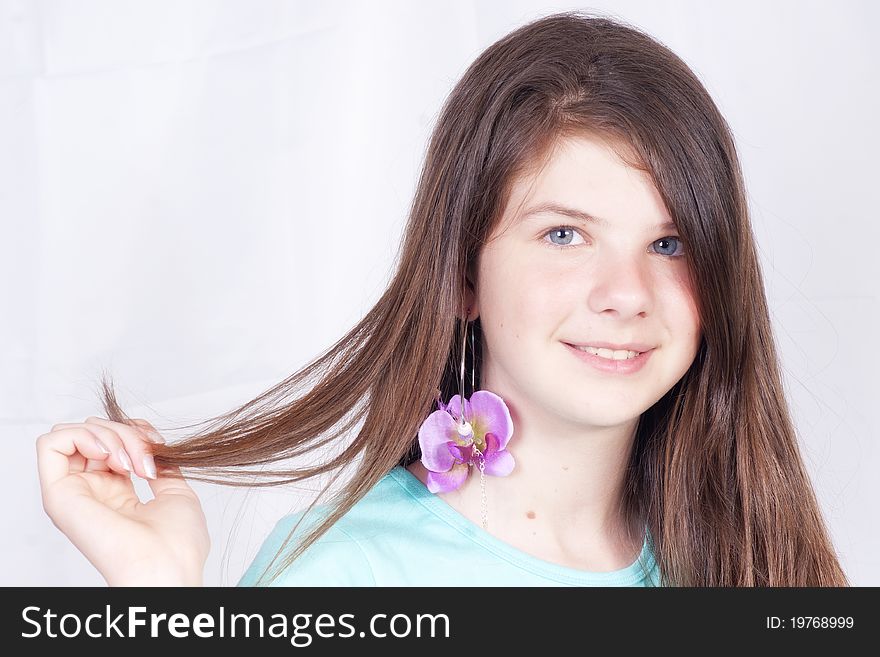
[526,510,536,519]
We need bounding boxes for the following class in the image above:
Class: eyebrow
[521,202,677,231]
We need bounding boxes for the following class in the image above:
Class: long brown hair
[98,10,849,586]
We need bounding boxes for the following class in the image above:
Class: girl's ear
[462,275,479,321]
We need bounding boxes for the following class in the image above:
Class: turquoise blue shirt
[237,465,660,586]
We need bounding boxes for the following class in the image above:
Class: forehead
[494,134,670,234]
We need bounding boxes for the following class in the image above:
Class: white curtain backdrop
[2,0,877,585]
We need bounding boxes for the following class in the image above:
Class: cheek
[478,264,563,366]
[668,277,702,350]
[481,250,562,321]
[506,272,564,334]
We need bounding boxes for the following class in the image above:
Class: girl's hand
[36,416,210,586]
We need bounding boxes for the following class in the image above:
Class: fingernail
[147,430,166,444]
[118,448,133,472]
[95,437,111,454]
[142,454,157,480]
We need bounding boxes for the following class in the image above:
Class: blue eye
[543,227,585,247]
[542,226,686,258]
[652,236,686,257]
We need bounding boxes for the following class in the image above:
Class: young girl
[35,11,849,587]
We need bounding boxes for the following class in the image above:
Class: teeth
[576,345,640,360]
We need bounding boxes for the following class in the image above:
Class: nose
[586,250,653,318]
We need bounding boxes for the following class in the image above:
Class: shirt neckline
[387,465,658,586]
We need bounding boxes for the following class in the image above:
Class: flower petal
[468,390,513,450]
[482,448,515,477]
[483,431,499,456]
[446,394,469,423]
[426,462,470,493]
[447,442,474,463]
[418,409,458,472]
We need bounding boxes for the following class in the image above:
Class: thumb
[146,462,199,499]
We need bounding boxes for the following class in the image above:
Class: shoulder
[237,507,377,586]
[237,468,418,587]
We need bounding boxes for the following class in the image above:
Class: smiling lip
[563,342,655,374]
[564,340,654,353]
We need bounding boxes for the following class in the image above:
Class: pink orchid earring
[416,305,515,529]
